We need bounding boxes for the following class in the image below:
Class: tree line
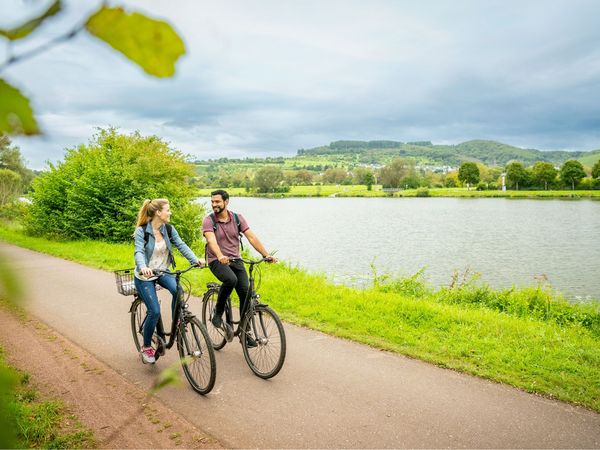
[193,157,600,192]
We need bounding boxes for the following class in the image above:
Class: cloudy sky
[3,0,600,169]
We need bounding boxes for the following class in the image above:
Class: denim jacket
[134,222,198,273]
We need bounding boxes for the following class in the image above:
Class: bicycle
[201,257,286,379]
[114,265,216,395]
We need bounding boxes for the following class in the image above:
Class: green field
[197,185,600,199]
[1,224,599,412]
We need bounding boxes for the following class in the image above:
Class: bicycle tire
[177,316,216,395]
[201,289,227,350]
[241,305,286,379]
[130,298,147,352]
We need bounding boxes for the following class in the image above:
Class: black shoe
[211,312,223,328]
[244,335,258,348]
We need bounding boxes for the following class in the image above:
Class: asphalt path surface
[2,242,599,448]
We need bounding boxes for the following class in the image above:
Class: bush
[25,128,203,244]
[578,178,597,190]
[415,188,430,197]
[0,200,28,221]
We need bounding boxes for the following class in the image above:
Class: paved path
[2,242,599,448]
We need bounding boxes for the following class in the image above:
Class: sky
[2,0,600,169]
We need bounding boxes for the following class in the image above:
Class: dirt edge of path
[0,306,223,449]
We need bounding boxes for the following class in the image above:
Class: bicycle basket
[114,268,136,296]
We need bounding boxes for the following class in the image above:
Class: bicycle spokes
[242,306,286,379]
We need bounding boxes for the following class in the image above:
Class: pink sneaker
[140,346,156,364]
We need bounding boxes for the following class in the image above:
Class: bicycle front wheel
[130,298,147,352]
[201,289,227,350]
[241,305,286,379]
[177,316,216,395]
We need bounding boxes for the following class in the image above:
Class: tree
[505,162,527,190]
[254,166,285,193]
[458,162,480,189]
[592,159,600,179]
[363,172,375,191]
[1,2,185,136]
[0,169,21,206]
[379,158,416,188]
[352,167,375,185]
[560,160,586,190]
[0,135,34,189]
[25,128,202,243]
[294,170,314,185]
[322,168,348,184]
[532,161,557,190]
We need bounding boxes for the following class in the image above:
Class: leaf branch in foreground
[0,0,62,41]
[0,79,39,135]
[85,7,186,78]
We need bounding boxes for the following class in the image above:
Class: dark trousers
[209,259,250,317]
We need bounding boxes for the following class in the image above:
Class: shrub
[25,128,203,244]
[415,187,430,197]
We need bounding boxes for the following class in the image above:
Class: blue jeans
[134,274,179,347]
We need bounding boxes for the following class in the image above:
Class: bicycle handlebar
[151,264,206,277]
[230,256,275,265]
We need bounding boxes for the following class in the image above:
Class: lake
[201,197,600,301]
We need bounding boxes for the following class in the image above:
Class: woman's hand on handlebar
[196,258,207,267]
[140,267,154,277]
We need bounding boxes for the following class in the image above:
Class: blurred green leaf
[150,365,181,393]
[85,7,186,78]
[0,249,23,307]
[0,0,61,40]
[0,79,39,136]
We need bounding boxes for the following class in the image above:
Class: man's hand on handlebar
[218,255,230,265]
[264,255,278,263]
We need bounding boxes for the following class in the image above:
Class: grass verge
[1,224,599,412]
[0,345,95,448]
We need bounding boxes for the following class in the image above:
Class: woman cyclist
[134,198,204,364]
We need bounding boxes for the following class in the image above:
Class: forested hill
[297,140,600,166]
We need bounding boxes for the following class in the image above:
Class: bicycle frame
[222,258,267,337]
[133,266,199,351]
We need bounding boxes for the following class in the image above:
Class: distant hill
[297,140,600,167]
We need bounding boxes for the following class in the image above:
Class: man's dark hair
[211,189,229,201]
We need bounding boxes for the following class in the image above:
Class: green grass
[196,185,600,199]
[1,225,599,412]
[0,345,95,449]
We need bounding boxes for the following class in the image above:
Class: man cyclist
[202,189,277,335]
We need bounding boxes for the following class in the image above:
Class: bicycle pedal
[154,335,166,356]
[224,323,234,342]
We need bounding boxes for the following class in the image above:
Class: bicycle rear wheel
[130,298,147,352]
[241,305,286,379]
[177,316,216,395]
[201,289,227,350]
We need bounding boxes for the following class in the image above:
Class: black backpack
[143,223,176,268]
[209,212,244,250]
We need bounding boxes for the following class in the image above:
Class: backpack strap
[233,212,244,250]
[209,213,218,232]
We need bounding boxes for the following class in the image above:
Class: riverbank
[197,185,600,198]
[0,225,599,412]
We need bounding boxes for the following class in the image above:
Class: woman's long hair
[135,198,169,228]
